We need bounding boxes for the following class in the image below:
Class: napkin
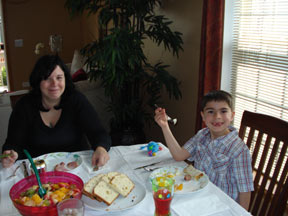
[121,149,172,170]
[117,142,168,156]
[82,153,130,175]
[0,165,22,216]
[171,193,229,216]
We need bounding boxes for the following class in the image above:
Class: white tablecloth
[0,143,251,216]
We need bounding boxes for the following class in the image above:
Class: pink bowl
[9,171,84,216]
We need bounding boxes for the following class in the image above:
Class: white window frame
[221,0,235,94]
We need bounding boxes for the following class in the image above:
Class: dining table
[0,143,252,216]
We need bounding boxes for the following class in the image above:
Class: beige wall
[144,0,203,145]
[2,0,203,144]
[2,0,83,91]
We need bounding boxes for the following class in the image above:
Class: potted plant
[65,0,183,145]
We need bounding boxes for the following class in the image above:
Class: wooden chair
[239,110,288,216]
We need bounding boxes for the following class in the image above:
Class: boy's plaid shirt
[184,126,254,201]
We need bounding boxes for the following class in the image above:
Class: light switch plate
[14,39,23,47]
[22,82,30,87]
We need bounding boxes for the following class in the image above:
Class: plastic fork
[154,104,177,125]
[6,165,20,180]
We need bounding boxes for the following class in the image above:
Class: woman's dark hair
[29,54,75,111]
[201,90,234,111]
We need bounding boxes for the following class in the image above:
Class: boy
[154,90,254,210]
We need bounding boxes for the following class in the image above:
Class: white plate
[149,166,209,195]
[82,180,146,211]
[35,152,83,173]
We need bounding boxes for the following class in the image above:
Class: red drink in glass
[153,189,172,216]
[152,177,174,216]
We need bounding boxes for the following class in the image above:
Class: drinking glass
[57,198,84,216]
[152,176,174,216]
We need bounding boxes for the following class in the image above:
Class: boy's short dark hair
[201,90,233,111]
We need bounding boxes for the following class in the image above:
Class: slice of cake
[101,172,120,184]
[83,173,105,201]
[109,173,135,197]
[93,180,119,206]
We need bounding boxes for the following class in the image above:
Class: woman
[1,55,111,168]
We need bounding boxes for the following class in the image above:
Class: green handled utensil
[0,153,13,159]
[23,149,46,198]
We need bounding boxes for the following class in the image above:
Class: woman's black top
[2,91,111,159]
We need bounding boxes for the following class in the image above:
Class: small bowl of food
[9,171,83,216]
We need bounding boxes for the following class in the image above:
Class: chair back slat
[272,161,288,215]
[247,128,256,149]
[265,145,288,215]
[251,131,263,168]
[252,135,271,193]
[258,139,280,215]
[239,110,288,216]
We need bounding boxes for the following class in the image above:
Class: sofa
[67,50,112,133]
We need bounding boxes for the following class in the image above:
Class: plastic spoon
[23,149,46,198]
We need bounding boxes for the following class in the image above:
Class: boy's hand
[1,150,18,168]
[154,107,169,128]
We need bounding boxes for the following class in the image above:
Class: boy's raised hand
[154,107,169,128]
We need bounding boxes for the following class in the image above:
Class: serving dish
[9,171,84,216]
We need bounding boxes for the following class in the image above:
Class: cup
[57,198,84,216]
[152,176,174,216]
[29,159,46,175]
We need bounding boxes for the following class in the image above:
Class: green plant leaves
[65,0,183,131]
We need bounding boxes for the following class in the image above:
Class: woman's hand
[1,150,18,168]
[154,107,169,128]
[91,146,110,167]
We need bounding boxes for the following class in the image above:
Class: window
[222,0,288,129]
[222,0,288,193]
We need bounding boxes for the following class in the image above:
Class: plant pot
[111,129,146,146]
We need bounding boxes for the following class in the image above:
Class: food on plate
[54,161,79,172]
[174,183,183,191]
[101,172,120,184]
[54,162,69,172]
[195,173,204,181]
[183,164,204,181]
[67,161,79,169]
[83,172,135,206]
[93,180,120,205]
[155,168,181,180]
[109,173,135,197]
[83,174,105,201]
[184,174,192,181]
[14,182,81,207]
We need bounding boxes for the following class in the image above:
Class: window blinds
[230,0,288,129]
